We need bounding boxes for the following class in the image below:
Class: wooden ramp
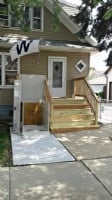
[50,97,99,133]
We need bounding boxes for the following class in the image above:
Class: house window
[10,6,30,29]
[32,7,43,30]
[75,60,86,72]
[0,4,8,27]
[0,4,43,31]
[0,53,19,87]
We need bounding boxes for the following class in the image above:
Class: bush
[96,91,104,99]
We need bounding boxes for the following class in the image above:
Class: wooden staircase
[44,77,100,133]
[50,97,99,133]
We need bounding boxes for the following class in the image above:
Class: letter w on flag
[10,40,40,61]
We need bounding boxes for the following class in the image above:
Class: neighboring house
[0,0,99,131]
[88,75,106,94]
[104,66,112,102]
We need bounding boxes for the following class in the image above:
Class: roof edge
[45,0,81,34]
[45,0,97,47]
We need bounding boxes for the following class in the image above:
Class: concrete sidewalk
[0,124,112,200]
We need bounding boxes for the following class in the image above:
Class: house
[0,0,99,132]
[104,66,112,102]
[88,75,106,95]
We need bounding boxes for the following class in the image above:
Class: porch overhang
[0,37,97,58]
[40,44,96,53]
[39,39,97,53]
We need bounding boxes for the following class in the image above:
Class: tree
[73,0,112,66]
[1,0,112,65]
[0,0,60,31]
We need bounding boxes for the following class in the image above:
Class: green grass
[0,128,11,166]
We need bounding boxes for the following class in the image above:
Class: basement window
[75,60,86,72]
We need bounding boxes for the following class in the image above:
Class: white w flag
[10,39,40,61]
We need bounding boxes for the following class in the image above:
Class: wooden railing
[44,79,52,103]
[74,77,99,125]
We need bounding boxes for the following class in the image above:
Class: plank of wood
[53,104,89,110]
[23,103,42,125]
[50,108,92,115]
[51,125,100,133]
[50,114,95,122]
[50,120,95,129]
[52,99,87,105]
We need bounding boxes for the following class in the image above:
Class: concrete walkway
[0,124,112,200]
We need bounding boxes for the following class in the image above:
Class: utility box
[13,75,49,134]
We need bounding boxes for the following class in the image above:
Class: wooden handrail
[44,79,52,103]
[74,77,99,125]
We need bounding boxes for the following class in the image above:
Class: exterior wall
[0,6,79,42]
[0,48,9,53]
[106,69,112,101]
[0,89,13,105]
[0,89,13,121]
[20,51,90,97]
[0,5,90,107]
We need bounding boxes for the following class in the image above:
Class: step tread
[51,108,93,115]
[52,100,87,104]
[51,125,100,133]
[50,120,95,129]
[50,115,95,122]
[52,104,89,110]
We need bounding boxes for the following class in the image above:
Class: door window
[52,62,63,88]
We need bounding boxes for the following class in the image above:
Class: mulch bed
[0,121,13,167]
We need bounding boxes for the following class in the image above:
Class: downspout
[106,75,109,102]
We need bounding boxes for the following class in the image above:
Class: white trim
[48,56,67,97]
[45,0,80,34]
[0,52,19,88]
[7,6,44,32]
[44,0,96,46]
[40,45,96,53]
[31,7,44,31]
[18,58,20,75]
[107,78,109,102]
[41,6,44,32]
[75,60,86,73]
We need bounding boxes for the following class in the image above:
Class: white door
[48,57,67,97]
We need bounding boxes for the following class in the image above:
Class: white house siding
[105,68,112,102]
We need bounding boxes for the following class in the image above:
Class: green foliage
[74,0,112,66]
[7,0,43,7]
[1,0,112,65]
[96,91,104,99]
[104,8,112,20]
[52,0,61,32]
[0,130,10,166]
[5,0,43,31]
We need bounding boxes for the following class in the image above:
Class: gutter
[40,44,96,53]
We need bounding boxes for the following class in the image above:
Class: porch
[12,74,99,135]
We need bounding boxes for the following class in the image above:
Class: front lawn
[0,123,12,166]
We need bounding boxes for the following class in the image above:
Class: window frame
[0,52,20,88]
[31,6,44,32]
[0,4,9,27]
[0,4,44,31]
[75,60,86,73]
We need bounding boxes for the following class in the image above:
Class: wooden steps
[51,125,100,134]
[50,97,99,133]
